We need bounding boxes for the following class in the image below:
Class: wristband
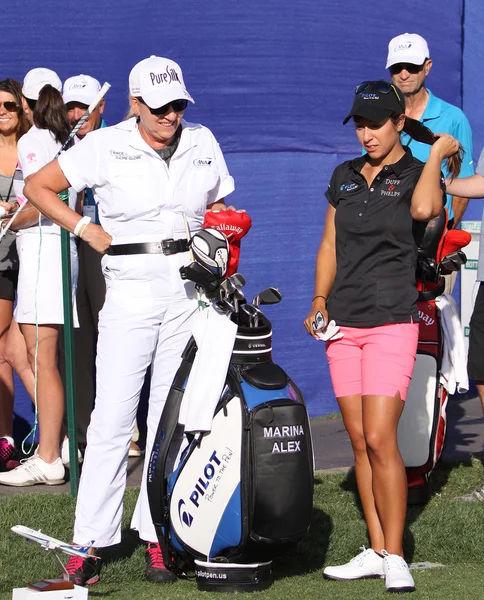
[312,295,328,303]
[74,216,91,238]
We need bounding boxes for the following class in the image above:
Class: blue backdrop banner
[2,0,481,427]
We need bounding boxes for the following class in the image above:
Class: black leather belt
[106,238,189,256]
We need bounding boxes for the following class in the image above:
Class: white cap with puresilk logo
[386,33,430,68]
[22,67,62,100]
[63,74,101,106]
[129,55,195,109]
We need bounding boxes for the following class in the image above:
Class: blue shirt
[400,89,474,221]
[83,118,107,224]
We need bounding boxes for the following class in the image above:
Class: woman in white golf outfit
[23,56,235,585]
[0,80,79,488]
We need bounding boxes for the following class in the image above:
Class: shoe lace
[382,551,408,571]
[147,543,165,569]
[66,556,85,575]
[350,546,371,565]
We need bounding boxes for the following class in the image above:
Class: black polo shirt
[325,148,444,328]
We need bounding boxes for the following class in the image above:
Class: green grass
[1,460,484,599]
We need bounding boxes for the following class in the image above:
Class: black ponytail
[34,85,72,147]
[395,115,463,180]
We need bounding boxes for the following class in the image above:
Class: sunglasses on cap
[136,97,188,115]
[355,80,402,103]
[389,61,427,76]
[0,101,20,113]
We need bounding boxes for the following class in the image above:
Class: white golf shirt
[58,117,235,244]
[17,126,77,235]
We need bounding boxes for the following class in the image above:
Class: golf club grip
[55,82,111,158]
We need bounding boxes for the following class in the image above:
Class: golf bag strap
[147,337,198,563]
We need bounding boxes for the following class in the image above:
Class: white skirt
[15,232,79,326]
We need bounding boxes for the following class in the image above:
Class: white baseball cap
[22,67,62,100]
[386,33,430,69]
[129,55,194,109]
[63,74,101,106]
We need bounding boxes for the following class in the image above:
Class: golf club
[252,287,282,308]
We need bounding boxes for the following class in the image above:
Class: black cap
[343,81,405,124]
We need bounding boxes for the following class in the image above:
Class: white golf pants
[73,277,198,547]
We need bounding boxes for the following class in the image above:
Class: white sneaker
[0,453,65,487]
[61,438,83,469]
[382,551,415,593]
[323,547,384,580]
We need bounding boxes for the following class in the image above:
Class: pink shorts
[325,322,419,400]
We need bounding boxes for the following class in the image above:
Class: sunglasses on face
[355,80,402,103]
[0,101,20,113]
[137,97,188,115]
[389,62,426,76]
[25,98,36,111]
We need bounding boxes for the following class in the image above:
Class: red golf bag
[398,209,471,504]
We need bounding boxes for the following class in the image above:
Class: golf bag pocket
[239,363,314,551]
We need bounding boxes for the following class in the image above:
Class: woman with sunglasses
[304,80,460,593]
[21,56,235,586]
[0,79,30,473]
[0,79,79,489]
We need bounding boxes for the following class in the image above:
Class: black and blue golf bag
[146,303,314,588]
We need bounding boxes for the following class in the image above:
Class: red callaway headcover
[437,229,471,262]
[203,210,252,277]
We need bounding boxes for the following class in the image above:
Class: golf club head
[218,297,236,314]
[231,273,246,289]
[220,278,236,296]
[416,256,438,283]
[233,288,246,303]
[179,262,220,293]
[252,287,283,307]
[439,250,467,274]
[240,303,260,327]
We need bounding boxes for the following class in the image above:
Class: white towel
[178,304,237,433]
[435,294,469,394]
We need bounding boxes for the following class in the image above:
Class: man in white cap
[22,55,236,586]
[60,74,141,464]
[59,75,107,467]
[22,67,62,124]
[386,33,474,230]
[63,74,105,139]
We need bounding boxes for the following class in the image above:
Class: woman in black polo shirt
[304,81,460,593]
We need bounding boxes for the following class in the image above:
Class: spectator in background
[0,79,30,472]
[60,74,141,466]
[445,150,484,502]
[0,75,79,487]
[386,33,474,229]
[60,74,106,467]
